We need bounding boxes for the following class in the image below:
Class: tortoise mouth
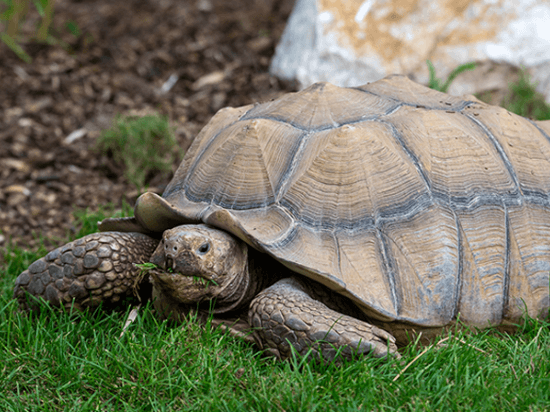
[149,267,220,304]
[152,267,218,288]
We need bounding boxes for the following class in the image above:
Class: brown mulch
[0,0,296,250]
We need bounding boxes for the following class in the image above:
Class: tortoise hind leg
[249,277,398,361]
[14,232,159,311]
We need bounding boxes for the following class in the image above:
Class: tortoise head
[149,224,249,311]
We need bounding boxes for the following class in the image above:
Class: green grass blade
[0,31,31,62]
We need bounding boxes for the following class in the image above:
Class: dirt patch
[0,0,296,249]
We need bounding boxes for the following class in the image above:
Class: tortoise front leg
[249,277,398,361]
[14,232,159,311]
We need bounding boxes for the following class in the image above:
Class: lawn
[1,190,549,411]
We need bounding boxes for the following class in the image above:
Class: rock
[270,0,550,100]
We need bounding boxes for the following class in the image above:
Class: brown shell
[142,75,550,327]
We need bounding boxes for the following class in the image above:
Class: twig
[393,334,487,382]
[120,304,141,338]
[393,346,430,382]
[510,364,518,379]
[457,337,487,354]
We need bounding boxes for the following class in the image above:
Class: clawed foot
[249,277,399,361]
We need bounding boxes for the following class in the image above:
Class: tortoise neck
[211,245,284,314]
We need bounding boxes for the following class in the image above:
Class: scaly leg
[249,277,398,361]
[14,232,158,311]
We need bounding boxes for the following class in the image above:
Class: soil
[0,0,296,250]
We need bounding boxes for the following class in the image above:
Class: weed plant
[427,61,550,121]
[502,71,550,120]
[426,60,477,93]
[96,114,181,192]
[0,0,55,62]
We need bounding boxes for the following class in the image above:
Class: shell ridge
[453,213,464,322]
[332,230,343,281]
[462,112,523,197]
[529,119,550,146]
[241,114,393,133]
[375,228,399,316]
[241,114,310,132]
[356,136,376,225]
[239,103,259,120]
[526,119,550,199]
[377,119,433,194]
[503,206,511,320]
[180,121,241,201]
[275,131,314,203]
[352,85,474,113]
[254,123,277,206]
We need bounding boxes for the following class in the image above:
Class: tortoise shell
[127,75,550,328]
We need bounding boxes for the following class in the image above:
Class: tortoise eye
[197,243,210,255]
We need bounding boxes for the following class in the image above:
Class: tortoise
[14,75,550,360]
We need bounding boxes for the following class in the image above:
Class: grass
[502,71,550,120]
[95,114,181,192]
[426,60,477,94]
[1,206,550,410]
[428,60,550,120]
[0,0,56,62]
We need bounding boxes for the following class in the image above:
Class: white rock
[271,0,550,100]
